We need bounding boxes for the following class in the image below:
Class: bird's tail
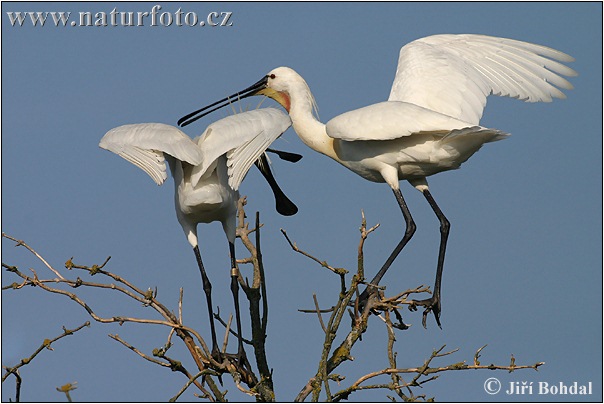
[437,126,509,168]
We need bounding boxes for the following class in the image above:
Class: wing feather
[192,108,291,188]
[389,34,576,124]
[226,131,272,190]
[99,123,202,185]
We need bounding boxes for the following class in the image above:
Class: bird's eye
[269,74,276,79]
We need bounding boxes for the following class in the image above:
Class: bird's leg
[357,188,416,307]
[254,153,298,216]
[411,189,449,329]
[266,147,303,163]
[193,246,221,360]
[228,242,250,370]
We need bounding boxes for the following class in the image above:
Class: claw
[412,295,442,329]
[211,346,223,362]
[236,347,249,368]
[393,308,411,330]
[225,349,254,385]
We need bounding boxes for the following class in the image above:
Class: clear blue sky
[2,2,602,402]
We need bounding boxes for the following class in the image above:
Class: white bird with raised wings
[178,34,576,328]
[100,107,297,366]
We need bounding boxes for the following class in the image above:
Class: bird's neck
[288,90,337,161]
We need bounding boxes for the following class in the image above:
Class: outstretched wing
[192,108,291,189]
[388,34,576,125]
[100,123,202,185]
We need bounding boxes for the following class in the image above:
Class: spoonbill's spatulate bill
[100,108,297,364]
[178,34,576,328]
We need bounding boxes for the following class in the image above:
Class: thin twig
[2,322,90,383]
[312,294,327,333]
[474,344,487,366]
[256,211,270,340]
[3,233,66,280]
[179,288,184,324]
[331,351,544,402]
[280,229,348,276]
[109,334,171,368]
[221,314,233,354]
[169,369,217,402]
[4,260,216,363]
[214,312,253,345]
[2,234,228,400]
[298,306,337,314]
[236,202,274,400]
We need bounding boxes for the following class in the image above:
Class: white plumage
[388,34,576,125]
[100,108,294,362]
[100,108,292,245]
[179,33,576,328]
[192,107,292,191]
[99,123,203,186]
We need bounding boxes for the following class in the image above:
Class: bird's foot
[409,294,441,329]
[350,289,377,319]
[392,307,411,330]
[210,345,223,363]
[224,348,254,385]
[235,346,250,369]
[352,283,386,312]
[353,293,369,313]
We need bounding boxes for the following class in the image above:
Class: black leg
[254,154,298,216]
[228,242,247,363]
[193,245,220,358]
[358,188,416,304]
[412,189,450,329]
[266,148,303,162]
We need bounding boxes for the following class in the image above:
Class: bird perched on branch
[100,107,300,366]
[178,34,576,328]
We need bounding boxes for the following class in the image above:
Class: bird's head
[178,66,308,127]
[254,67,302,112]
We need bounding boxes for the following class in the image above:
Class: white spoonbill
[178,34,576,328]
[100,108,296,364]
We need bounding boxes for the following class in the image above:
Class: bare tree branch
[3,232,66,280]
[109,334,172,368]
[330,344,544,402]
[280,229,348,277]
[3,205,546,402]
[2,322,90,383]
[288,213,545,402]
[2,233,224,401]
[2,322,89,403]
[236,200,275,401]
